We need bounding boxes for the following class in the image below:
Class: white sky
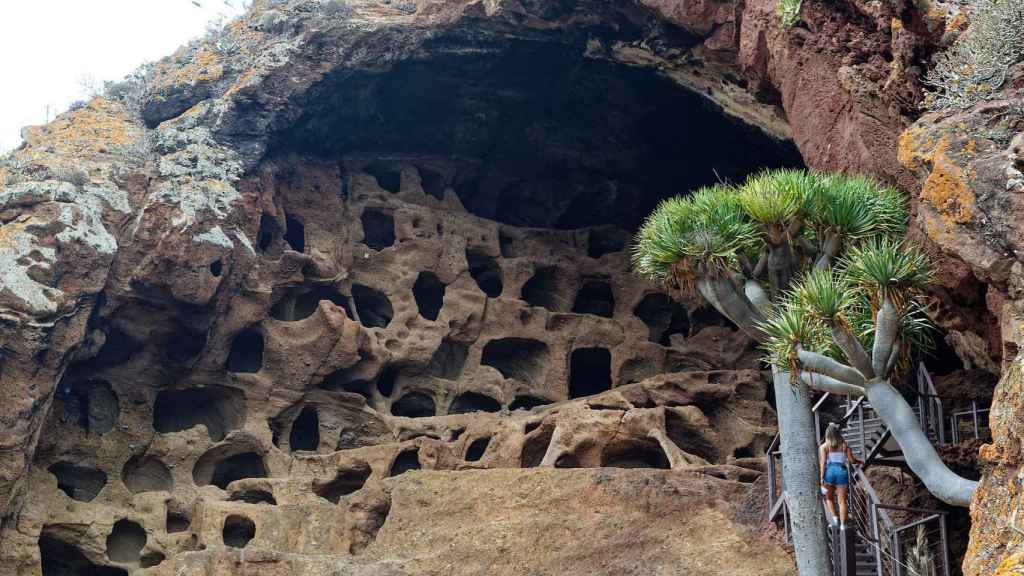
[0,1,248,152]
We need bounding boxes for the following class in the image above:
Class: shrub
[923,0,1024,111]
[777,0,802,28]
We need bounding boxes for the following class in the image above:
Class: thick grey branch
[797,348,865,386]
[800,372,865,396]
[830,323,875,380]
[872,297,898,378]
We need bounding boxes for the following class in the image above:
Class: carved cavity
[690,306,735,333]
[106,519,146,563]
[271,285,352,321]
[665,410,719,462]
[313,463,372,504]
[166,507,190,533]
[413,272,445,320]
[389,448,421,476]
[587,227,630,258]
[257,214,279,252]
[361,208,396,250]
[40,531,128,576]
[57,379,119,434]
[619,356,658,385]
[465,437,490,462]
[449,391,501,414]
[48,462,107,502]
[226,328,264,373]
[601,440,670,469]
[122,457,173,494]
[521,424,555,468]
[418,165,446,200]
[366,162,402,193]
[509,395,552,412]
[572,280,615,318]
[352,284,393,328]
[140,552,166,568]
[466,250,502,297]
[427,338,468,380]
[223,515,256,548]
[634,293,689,345]
[230,489,277,505]
[193,448,268,490]
[521,266,572,312]
[377,366,398,397]
[152,386,246,441]
[391,391,436,418]
[480,338,549,386]
[284,213,305,252]
[288,406,321,452]
[569,347,612,398]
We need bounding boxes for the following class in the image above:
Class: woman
[820,423,861,528]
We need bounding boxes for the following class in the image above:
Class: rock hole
[47,462,107,502]
[56,379,119,434]
[389,449,421,476]
[498,231,518,258]
[312,464,372,504]
[413,272,445,321]
[572,280,615,318]
[601,440,670,469]
[417,166,446,200]
[569,347,612,398]
[209,259,223,277]
[377,366,398,397]
[321,377,373,401]
[521,266,572,312]
[289,406,321,452]
[450,427,466,441]
[166,509,190,533]
[366,162,402,193]
[690,306,736,333]
[164,324,207,364]
[351,284,393,328]
[361,208,396,250]
[122,457,173,495]
[106,519,146,563]
[449,391,501,414]
[520,425,554,468]
[140,552,165,568]
[554,454,580,468]
[271,285,352,321]
[283,213,305,252]
[226,328,264,373]
[509,395,552,411]
[587,226,630,258]
[665,410,718,462]
[465,437,490,462]
[619,356,658,385]
[391,392,436,418]
[480,338,549,386]
[40,531,127,576]
[634,293,689,344]
[230,489,277,505]
[257,214,278,253]
[223,515,256,548]
[466,250,502,297]
[193,449,268,490]
[427,338,468,380]
[734,446,755,459]
[153,387,246,441]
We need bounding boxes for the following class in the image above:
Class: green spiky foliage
[842,237,934,306]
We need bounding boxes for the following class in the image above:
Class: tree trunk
[773,369,830,576]
[864,380,978,506]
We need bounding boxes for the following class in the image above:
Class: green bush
[924,0,1024,110]
[777,0,802,28]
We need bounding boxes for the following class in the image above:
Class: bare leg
[823,484,837,524]
[836,485,849,526]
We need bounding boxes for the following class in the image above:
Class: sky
[0,1,248,152]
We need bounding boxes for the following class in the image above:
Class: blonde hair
[825,423,845,451]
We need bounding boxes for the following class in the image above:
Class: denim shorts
[823,463,849,486]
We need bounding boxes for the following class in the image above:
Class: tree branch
[872,297,898,378]
[800,372,865,397]
[797,347,866,385]
[697,277,766,342]
[830,322,875,380]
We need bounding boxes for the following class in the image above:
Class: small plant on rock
[777,0,803,28]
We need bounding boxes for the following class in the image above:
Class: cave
[152,386,246,441]
[449,391,502,414]
[40,531,128,576]
[391,391,436,418]
[257,214,279,253]
[288,405,321,452]
[376,365,398,397]
[366,162,402,193]
[351,284,393,328]
[140,552,165,568]
[165,509,190,533]
[601,441,671,469]
[509,395,553,412]
[572,280,615,318]
[312,464,372,504]
[465,437,491,462]
[665,410,719,463]
[193,449,268,490]
[47,462,107,502]
[587,227,630,259]
[226,328,264,373]
[389,448,421,476]
[521,424,555,468]
[106,519,146,563]
[427,338,469,380]
[466,250,503,297]
[634,293,690,345]
[569,348,613,398]
[480,338,550,386]
[520,266,572,312]
[418,165,446,200]
[361,208,396,250]
[270,285,352,322]
[230,489,277,505]
[122,456,173,494]
[56,379,119,434]
[223,515,256,548]
[689,306,736,333]
[283,213,305,253]
[413,271,446,321]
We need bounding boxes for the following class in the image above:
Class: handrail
[894,513,942,533]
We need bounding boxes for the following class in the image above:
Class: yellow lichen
[149,47,224,92]
[995,550,1024,575]
[20,98,142,158]
[920,137,975,226]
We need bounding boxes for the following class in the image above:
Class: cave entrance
[153,386,246,441]
[480,338,550,386]
[40,531,127,576]
[226,328,264,373]
[572,280,615,318]
[569,347,612,398]
[351,284,393,328]
[313,464,372,503]
[427,338,469,380]
[634,293,690,345]
[449,391,501,414]
[223,515,256,548]
[48,462,107,502]
[288,405,321,452]
[413,271,446,321]
[56,379,119,434]
[106,519,147,564]
[193,449,268,490]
